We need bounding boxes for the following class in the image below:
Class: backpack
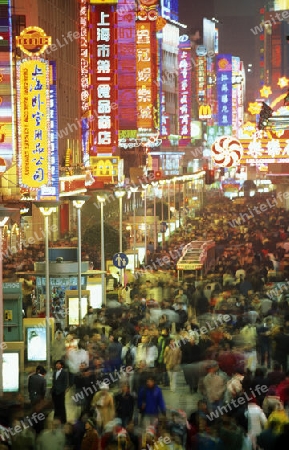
[125,346,133,367]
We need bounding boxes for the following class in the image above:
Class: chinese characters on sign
[17,59,50,188]
[216,54,232,127]
[117,0,137,130]
[80,0,90,115]
[240,139,289,164]
[0,0,13,174]
[37,60,59,200]
[160,91,170,139]
[197,55,207,105]
[178,36,192,146]
[136,21,156,130]
[232,56,240,137]
[90,5,118,155]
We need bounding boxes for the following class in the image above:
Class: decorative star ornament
[277,77,289,88]
[260,85,272,98]
[248,102,262,115]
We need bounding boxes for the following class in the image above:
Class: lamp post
[166,179,171,237]
[97,196,106,306]
[141,183,149,265]
[114,187,126,285]
[159,180,166,249]
[151,181,159,251]
[0,207,18,396]
[34,201,60,376]
[69,195,90,327]
[173,178,177,216]
[130,187,138,271]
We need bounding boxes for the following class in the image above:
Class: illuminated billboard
[160,0,178,21]
[16,59,51,189]
[199,105,212,120]
[3,352,19,392]
[216,54,232,127]
[240,138,289,164]
[197,55,207,105]
[0,0,13,175]
[15,26,51,57]
[136,21,157,130]
[80,0,90,162]
[27,327,47,361]
[178,35,192,146]
[37,61,59,200]
[117,0,137,130]
[89,4,118,155]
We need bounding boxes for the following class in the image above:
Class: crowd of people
[3,194,289,449]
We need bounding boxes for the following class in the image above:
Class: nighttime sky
[178,0,266,102]
[178,0,265,62]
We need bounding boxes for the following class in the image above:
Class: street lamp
[69,195,90,327]
[114,187,126,285]
[151,181,159,251]
[34,201,60,376]
[130,186,138,271]
[141,183,149,265]
[0,207,18,396]
[97,196,106,306]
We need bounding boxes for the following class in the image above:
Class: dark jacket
[51,369,68,395]
[114,392,135,422]
[180,341,202,365]
[28,372,46,403]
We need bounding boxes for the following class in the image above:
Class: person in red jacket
[276,371,289,407]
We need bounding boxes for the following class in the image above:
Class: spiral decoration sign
[211,135,243,167]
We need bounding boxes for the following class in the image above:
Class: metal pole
[133,191,136,271]
[153,193,157,251]
[167,182,171,237]
[183,181,186,226]
[173,180,176,216]
[178,182,181,224]
[0,227,3,396]
[161,185,164,249]
[100,201,106,305]
[144,189,147,265]
[77,207,82,326]
[119,196,123,285]
[44,214,51,375]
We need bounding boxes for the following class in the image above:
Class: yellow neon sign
[16,27,52,57]
[18,59,50,188]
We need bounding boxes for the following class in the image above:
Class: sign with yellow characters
[16,59,50,188]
